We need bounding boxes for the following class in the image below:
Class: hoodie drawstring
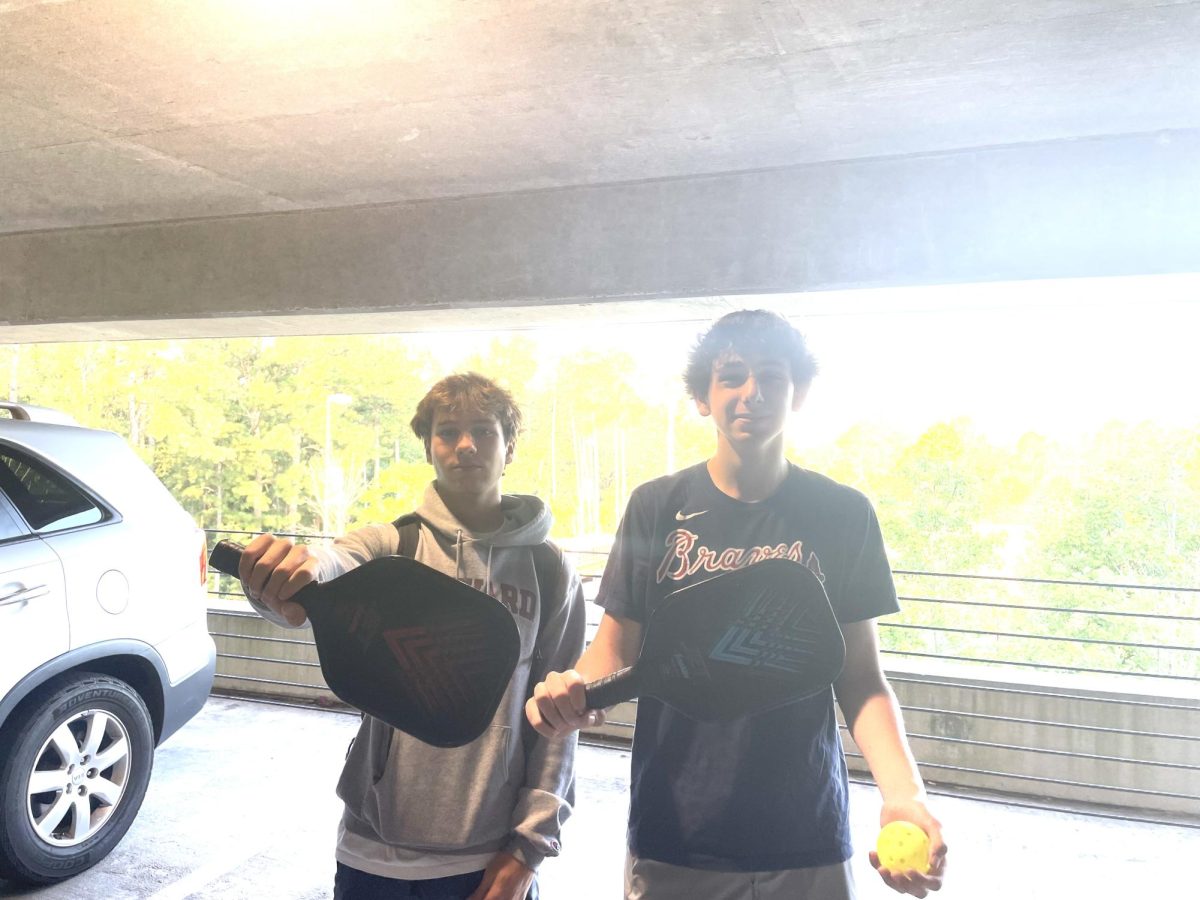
[452,528,497,598]
[485,543,495,597]
[454,529,464,582]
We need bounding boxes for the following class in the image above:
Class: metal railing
[203,528,1200,829]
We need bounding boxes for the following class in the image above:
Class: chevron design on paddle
[382,619,504,715]
[707,585,823,673]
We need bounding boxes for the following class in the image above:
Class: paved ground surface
[1,696,1192,899]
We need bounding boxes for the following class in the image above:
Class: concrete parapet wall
[849,669,1199,817]
[207,604,1199,819]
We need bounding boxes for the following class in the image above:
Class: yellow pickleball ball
[876,820,931,874]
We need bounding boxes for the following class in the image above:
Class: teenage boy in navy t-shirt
[527,310,947,899]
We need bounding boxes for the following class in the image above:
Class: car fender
[0,640,172,742]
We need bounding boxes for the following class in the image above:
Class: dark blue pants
[334,862,539,900]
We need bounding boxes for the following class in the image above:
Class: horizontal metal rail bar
[204,530,1200,594]
[846,775,1200,831]
[885,675,1200,712]
[584,708,1199,746]
[213,672,334,691]
[843,751,1200,801]
[881,648,1200,682]
[217,652,322,669]
[209,630,316,647]
[882,622,1198,653]
[893,569,1200,593]
[207,603,264,616]
[898,594,1200,623]
[841,724,1199,770]
[896,704,1200,743]
[208,590,252,602]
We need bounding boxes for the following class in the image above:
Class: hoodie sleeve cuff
[502,834,553,872]
[246,593,309,629]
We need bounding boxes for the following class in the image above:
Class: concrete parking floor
[1,696,1192,899]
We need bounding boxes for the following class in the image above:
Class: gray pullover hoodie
[248,483,586,874]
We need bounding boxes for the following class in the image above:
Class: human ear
[424,439,433,464]
[694,395,712,418]
[505,441,515,465]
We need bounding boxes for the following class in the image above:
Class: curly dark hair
[683,309,818,401]
[410,372,524,447]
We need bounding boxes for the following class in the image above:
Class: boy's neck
[707,439,790,502]
[435,483,505,532]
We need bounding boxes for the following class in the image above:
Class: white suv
[0,403,215,885]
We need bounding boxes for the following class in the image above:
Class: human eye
[719,369,747,387]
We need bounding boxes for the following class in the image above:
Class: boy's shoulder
[628,462,708,502]
[787,464,873,508]
[779,466,882,533]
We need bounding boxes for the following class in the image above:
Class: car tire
[0,672,154,885]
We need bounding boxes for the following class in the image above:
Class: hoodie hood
[416,482,552,549]
[413,482,552,592]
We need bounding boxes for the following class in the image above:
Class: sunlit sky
[416,273,1200,449]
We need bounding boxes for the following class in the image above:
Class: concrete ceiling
[2,0,1199,340]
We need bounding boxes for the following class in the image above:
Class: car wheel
[0,672,154,885]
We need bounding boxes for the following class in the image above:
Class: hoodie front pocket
[358,724,517,850]
[336,717,394,812]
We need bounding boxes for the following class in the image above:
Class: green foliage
[1031,422,1200,583]
[4,335,1197,682]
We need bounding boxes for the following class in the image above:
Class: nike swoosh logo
[675,509,708,521]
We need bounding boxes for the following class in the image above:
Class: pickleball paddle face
[209,540,520,747]
[584,557,845,720]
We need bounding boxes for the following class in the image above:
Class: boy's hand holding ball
[876,820,931,874]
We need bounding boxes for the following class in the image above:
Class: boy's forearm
[573,641,626,681]
[843,686,926,803]
[835,619,926,804]
[507,562,588,866]
[573,613,642,681]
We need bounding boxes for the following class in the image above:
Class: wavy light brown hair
[410,372,524,448]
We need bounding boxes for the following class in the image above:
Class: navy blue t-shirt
[596,462,899,872]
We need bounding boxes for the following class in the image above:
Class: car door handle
[0,584,51,607]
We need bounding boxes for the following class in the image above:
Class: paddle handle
[584,667,640,711]
[208,539,244,578]
[208,539,313,608]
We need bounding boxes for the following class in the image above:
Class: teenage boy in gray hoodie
[237,372,586,900]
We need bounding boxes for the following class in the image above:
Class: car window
[0,495,25,541]
[0,447,105,533]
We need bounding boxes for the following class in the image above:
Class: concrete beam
[3,130,1198,343]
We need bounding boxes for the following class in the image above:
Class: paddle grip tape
[584,666,637,711]
[209,539,246,578]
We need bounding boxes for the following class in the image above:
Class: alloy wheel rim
[25,708,132,847]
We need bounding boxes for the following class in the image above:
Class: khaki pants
[624,852,856,900]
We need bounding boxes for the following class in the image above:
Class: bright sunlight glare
[417,273,1200,449]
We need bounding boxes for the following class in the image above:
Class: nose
[743,377,764,406]
[456,434,477,454]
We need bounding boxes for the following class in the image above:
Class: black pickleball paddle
[209,540,521,748]
[584,558,846,720]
